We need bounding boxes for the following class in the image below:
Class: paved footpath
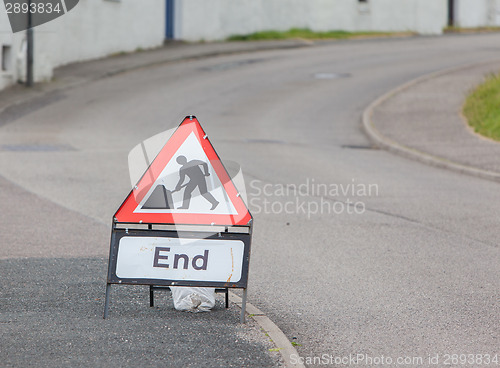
[365,60,500,181]
[0,41,314,368]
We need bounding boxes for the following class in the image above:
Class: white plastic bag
[170,286,216,312]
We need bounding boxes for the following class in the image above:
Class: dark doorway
[165,0,175,39]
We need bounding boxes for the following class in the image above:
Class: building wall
[455,0,500,27]
[1,0,165,90]
[0,11,23,90]
[3,0,500,92]
[175,0,448,41]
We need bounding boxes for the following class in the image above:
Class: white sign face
[115,236,244,283]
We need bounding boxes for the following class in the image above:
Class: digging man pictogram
[174,155,219,210]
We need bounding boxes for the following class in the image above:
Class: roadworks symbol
[4,0,80,33]
[143,155,220,211]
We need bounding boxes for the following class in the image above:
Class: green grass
[227,28,407,41]
[463,71,500,141]
[444,26,500,34]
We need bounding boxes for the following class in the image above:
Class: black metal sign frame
[103,227,251,321]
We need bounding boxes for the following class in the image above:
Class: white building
[1,0,164,91]
[170,0,500,41]
[453,0,500,27]
[2,0,500,91]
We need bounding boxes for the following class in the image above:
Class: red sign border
[114,116,252,226]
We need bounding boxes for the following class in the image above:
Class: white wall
[43,0,165,67]
[456,0,489,27]
[455,0,500,27]
[3,0,500,92]
[176,0,448,41]
[0,10,24,90]
[1,0,165,90]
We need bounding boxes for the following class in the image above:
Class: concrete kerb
[362,60,500,183]
[230,292,305,368]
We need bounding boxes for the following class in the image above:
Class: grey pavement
[0,173,282,367]
[1,256,280,368]
[368,60,500,180]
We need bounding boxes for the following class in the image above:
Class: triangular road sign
[114,116,252,226]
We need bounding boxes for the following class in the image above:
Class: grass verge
[444,26,500,34]
[463,71,500,141]
[227,28,411,41]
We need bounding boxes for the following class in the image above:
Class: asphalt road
[1,34,499,367]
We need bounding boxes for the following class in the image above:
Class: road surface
[1,34,499,366]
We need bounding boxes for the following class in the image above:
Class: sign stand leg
[104,229,116,319]
[103,283,112,319]
[240,288,247,323]
[149,285,154,307]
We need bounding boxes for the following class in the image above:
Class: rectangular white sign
[115,236,244,283]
